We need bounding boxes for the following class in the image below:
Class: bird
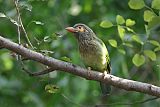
[65,23,111,95]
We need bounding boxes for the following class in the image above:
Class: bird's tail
[100,82,111,96]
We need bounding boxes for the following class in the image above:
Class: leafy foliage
[100,0,160,67]
[116,15,125,25]
[144,10,156,22]
[100,20,113,28]
[108,39,117,48]
[128,0,145,10]
[144,50,156,61]
[117,25,125,40]
[132,54,145,67]
[152,0,160,10]
[45,84,59,94]
[126,19,135,26]
[132,35,143,45]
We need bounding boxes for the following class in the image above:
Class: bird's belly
[80,50,106,72]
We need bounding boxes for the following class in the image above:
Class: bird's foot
[103,71,109,79]
[87,67,91,70]
[104,71,108,75]
[86,67,92,80]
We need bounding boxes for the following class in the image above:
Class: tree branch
[0,35,160,97]
[22,67,56,76]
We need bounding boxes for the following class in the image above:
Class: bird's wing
[95,37,111,73]
[106,55,111,73]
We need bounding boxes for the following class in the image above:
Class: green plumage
[79,37,111,73]
[66,23,111,95]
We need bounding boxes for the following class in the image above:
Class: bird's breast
[78,40,107,72]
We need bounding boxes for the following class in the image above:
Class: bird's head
[65,23,96,41]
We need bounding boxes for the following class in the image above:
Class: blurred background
[0,0,160,107]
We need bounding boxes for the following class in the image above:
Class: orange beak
[65,27,78,33]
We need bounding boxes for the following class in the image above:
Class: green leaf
[126,27,134,33]
[45,84,59,94]
[148,16,160,29]
[100,20,113,28]
[108,39,117,47]
[144,50,156,61]
[148,40,160,47]
[128,0,145,10]
[116,15,125,24]
[33,21,44,25]
[152,0,160,10]
[44,36,51,42]
[60,56,72,62]
[0,12,6,18]
[145,25,150,37]
[154,47,160,52]
[131,35,143,45]
[118,48,126,55]
[132,54,145,67]
[123,43,133,48]
[144,10,156,22]
[126,19,135,26]
[118,25,125,40]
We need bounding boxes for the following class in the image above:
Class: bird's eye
[78,26,82,29]
[76,26,86,32]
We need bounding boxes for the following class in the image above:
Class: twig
[13,0,34,49]
[20,54,55,76]
[14,0,21,45]
[22,66,56,76]
[14,0,22,60]
[96,97,159,106]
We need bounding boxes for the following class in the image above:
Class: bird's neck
[76,32,96,43]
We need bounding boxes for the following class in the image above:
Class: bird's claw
[87,67,91,70]
[103,71,109,79]
[86,67,92,80]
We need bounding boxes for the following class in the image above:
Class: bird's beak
[65,27,78,33]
